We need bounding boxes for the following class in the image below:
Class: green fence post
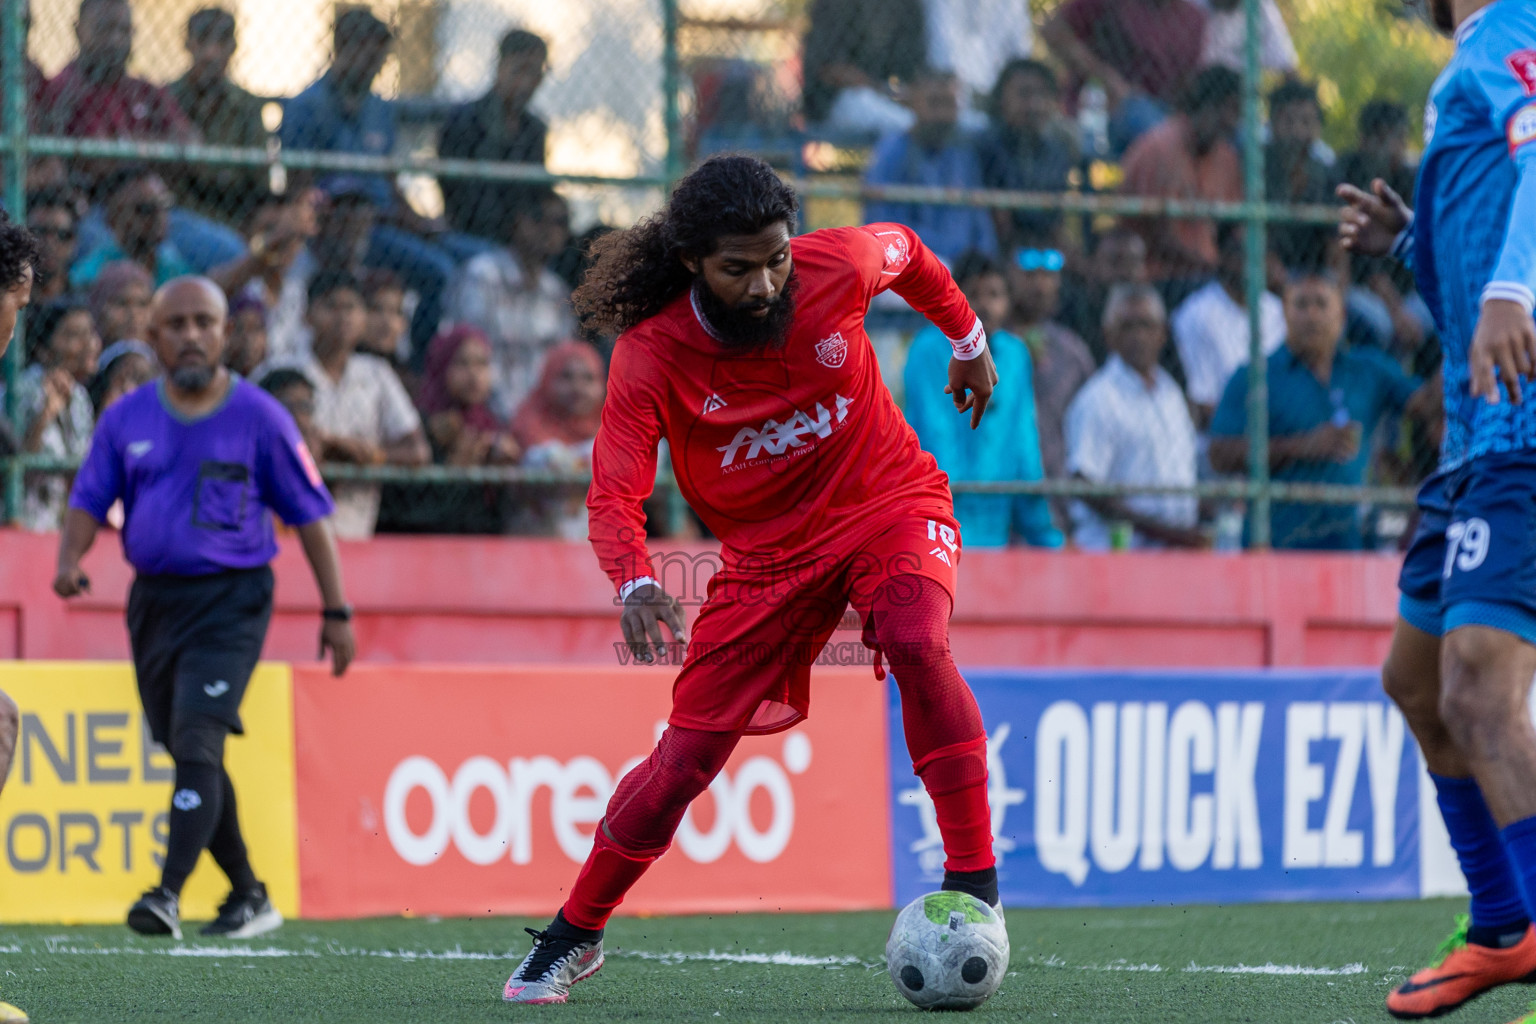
[660,0,690,535]
[2,0,26,524]
[1241,0,1270,549]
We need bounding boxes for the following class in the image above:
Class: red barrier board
[293,665,891,919]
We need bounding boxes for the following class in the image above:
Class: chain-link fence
[1,0,1450,549]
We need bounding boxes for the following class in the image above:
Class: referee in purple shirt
[54,276,356,941]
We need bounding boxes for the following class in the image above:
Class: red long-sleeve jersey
[587,223,980,591]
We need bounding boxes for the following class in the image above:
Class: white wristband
[949,317,987,361]
[1482,282,1536,315]
[619,576,657,602]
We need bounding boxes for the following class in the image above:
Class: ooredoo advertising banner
[889,669,1423,909]
[0,662,300,923]
[291,664,891,919]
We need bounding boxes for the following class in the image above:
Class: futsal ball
[885,891,1010,1010]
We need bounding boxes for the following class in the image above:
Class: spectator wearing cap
[447,187,576,417]
[1065,284,1202,550]
[292,270,428,539]
[10,299,99,531]
[1170,223,1285,429]
[1198,0,1298,75]
[280,10,458,357]
[1209,267,1435,549]
[802,0,927,137]
[27,188,80,304]
[905,251,1062,549]
[88,259,153,352]
[1120,66,1243,293]
[1004,240,1095,485]
[88,338,156,415]
[168,7,268,226]
[976,59,1078,252]
[70,167,194,290]
[864,67,997,263]
[1042,0,1207,154]
[438,29,550,242]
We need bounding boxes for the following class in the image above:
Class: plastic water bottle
[1078,83,1110,161]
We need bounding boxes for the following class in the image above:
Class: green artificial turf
[1,898,1523,1023]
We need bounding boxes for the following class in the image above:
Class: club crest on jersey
[1509,50,1536,96]
[1511,104,1536,152]
[872,229,912,276]
[1423,101,1437,146]
[814,332,848,369]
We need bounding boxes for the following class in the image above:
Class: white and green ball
[885,891,1010,1010]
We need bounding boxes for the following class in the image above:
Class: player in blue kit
[1340,1,1536,1019]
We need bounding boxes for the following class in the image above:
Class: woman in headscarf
[88,339,158,416]
[87,259,153,369]
[15,298,98,531]
[419,324,520,467]
[508,340,606,540]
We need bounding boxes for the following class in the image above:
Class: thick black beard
[693,271,798,352]
[171,364,216,392]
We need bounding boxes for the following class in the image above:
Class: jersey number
[1442,517,1491,578]
[927,519,958,554]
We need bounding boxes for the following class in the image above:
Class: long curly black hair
[0,209,40,291]
[572,155,799,336]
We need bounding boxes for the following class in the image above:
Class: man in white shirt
[1196,0,1298,74]
[1066,283,1203,549]
[447,187,575,418]
[1170,223,1286,426]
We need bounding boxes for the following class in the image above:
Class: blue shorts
[1398,450,1536,644]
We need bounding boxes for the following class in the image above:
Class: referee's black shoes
[127,887,182,940]
[201,883,283,939]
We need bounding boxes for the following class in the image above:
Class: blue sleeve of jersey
[1489,151,1536,300]
[1473,32,1536,299]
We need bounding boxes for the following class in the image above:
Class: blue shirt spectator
[280,67,396,212]
[904,252,1061,548]
[1209,270,1428,549]
[864,68,997,262]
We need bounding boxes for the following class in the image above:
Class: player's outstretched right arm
[1336,179,1412,259]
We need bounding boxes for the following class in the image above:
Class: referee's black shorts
[126,566,275,744]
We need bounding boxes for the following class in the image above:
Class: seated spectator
[70,167,193,290]
[419,325,519,466]
[1198,0,1298,75]
[27,187,80,304]
[1170,223,1286,427]
[168,7,268,225]
[864,67,997,262]
[1338,99,1416,205]
[87,338,156,415]
[509,341,606,541]
[257,367,320,455]
[210,188,320,363]
[88,259,153,351]
[904,251,1062,549]
[1065,284,1202,549]
[802,0,927,137]
[295,270,428,539]
[1208,267,1434,549]
[224,292,268,377]
[1056,226,1148,364]
[1003,239,1095,483]
[359,268,409,368]
[976,59,1079,250]
[1042,0,1207,154]
[14,299,98,531]
[280,9,457,355]
[1120,66,1242,293]
[1266,78,1338,269]
[448,187,576,417]
[438,28,550,241]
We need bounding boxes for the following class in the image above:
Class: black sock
[547,908,603,942]
[206,768,259,893]
[942,866,999,908]
[1466,920,1530,948]
[160,760,223,895]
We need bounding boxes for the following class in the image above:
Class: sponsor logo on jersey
[702,393,728,415]
[1511,103,1536,152]
[1423,101,1437,146]
[297,441,323,487]
[127,440,153,458]
[716,394,853,468]
[872,228,912,276]
[1509,50,1536,96]
[814,332,848,369]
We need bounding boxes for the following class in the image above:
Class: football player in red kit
[503,155,1001,1004]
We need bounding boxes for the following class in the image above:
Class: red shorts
[668,512,961,735]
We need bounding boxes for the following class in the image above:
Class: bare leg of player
[1382,620,1536,1019]
[0,688,17,798]
[1440,628,1536,824]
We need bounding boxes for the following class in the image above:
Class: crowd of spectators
[8,0,1441,552]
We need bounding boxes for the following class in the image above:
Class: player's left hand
[320,619,356,677]
[1469,299,1536,404]
[946,348,998,430]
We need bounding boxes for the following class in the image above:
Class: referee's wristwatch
[322,604,354,622]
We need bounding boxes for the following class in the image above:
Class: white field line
[1,939,1399,977]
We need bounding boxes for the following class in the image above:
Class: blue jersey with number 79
[1412,1,1536,470]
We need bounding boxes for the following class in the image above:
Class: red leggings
[562,575,992,930]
